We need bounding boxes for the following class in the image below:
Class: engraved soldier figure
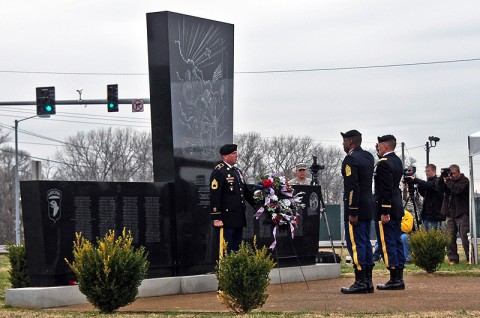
[209,144,254,253]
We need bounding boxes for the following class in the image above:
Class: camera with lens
[403,166,416,184]
[441,168,451,178]
[309,156,325,186]
[309,156,325,175]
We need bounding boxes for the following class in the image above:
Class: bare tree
[0,127,32,243]
[54,127,153,182]
[234,132,267,182]
[312,144,344,204]
[263,135,314,179]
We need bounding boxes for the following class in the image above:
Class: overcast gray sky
[1,0,480,188]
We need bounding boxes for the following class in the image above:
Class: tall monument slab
[147,11,234,274]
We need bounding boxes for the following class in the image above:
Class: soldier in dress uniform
[374,134,406,290]
[210,144,254,253]
[339,130,375,294]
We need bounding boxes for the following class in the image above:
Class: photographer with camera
[440,164,470,265]
[405,164,445,230]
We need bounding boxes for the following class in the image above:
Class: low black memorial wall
[20,180,174,287]
[21,181,322,286]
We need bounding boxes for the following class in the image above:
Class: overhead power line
[0,58,479,76]
[236,58,480,74]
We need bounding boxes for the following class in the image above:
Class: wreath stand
[310,161,338,264]
[272,224,309,291]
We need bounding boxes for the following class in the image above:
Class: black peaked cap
[219,144,237,155]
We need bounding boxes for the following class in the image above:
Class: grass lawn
[0,246,480,318]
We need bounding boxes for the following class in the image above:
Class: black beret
[377,134,396,143]
[219,144,237,155]
[341,129,362,138]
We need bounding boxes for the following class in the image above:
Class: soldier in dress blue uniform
[374,134,406,290]
[339,130,375,294]
[210,144,254,253]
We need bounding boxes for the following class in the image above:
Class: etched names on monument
[122,196,139,243]
[73,196,93,240]
[99,196,116,237]
[145,196,161,243]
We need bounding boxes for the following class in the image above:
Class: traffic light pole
[14,115,42,245]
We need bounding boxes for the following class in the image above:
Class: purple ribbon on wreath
[269,222,295,250]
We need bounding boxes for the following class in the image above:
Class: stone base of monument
[5,264,340,309]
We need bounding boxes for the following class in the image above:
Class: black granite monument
[20,12,321,287]
[21,181,173,286]
[146,11,234,275]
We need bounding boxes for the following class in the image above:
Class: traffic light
[36,87,56,115]
[107,84,118,112]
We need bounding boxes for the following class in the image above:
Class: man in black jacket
[339,130,375,294]
[408,164,445,230]
[374,134,406,290]
[441,164,470,265]
[210,144,254,253]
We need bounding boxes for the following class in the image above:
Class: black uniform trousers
[345,219,374,270]
[375,219,405,269]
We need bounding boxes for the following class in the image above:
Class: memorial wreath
[252,173,305,249]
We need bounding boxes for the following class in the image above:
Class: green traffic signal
[36,87,56,115]
[107,84,119,112]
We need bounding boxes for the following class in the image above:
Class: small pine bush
[215,237,276,313]
[5,243,30,288]
[410,228,450,273]
[65,228,149,313]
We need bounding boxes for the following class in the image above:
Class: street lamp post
[14,115,49,244]
[425,136,440,165]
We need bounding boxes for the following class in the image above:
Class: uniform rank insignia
[345,164,351,176]
[211,179,218,190]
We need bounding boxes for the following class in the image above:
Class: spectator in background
[288,163,312,185]
[407,164,445,230]
[441,164,470,265]
[401,210,414,264]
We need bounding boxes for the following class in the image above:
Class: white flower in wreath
[280,198,291,208]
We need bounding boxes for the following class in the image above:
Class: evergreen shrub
[410,227,450,273]
[215,237,276,313]
[6,243,30,288]
[65,228,149,313]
